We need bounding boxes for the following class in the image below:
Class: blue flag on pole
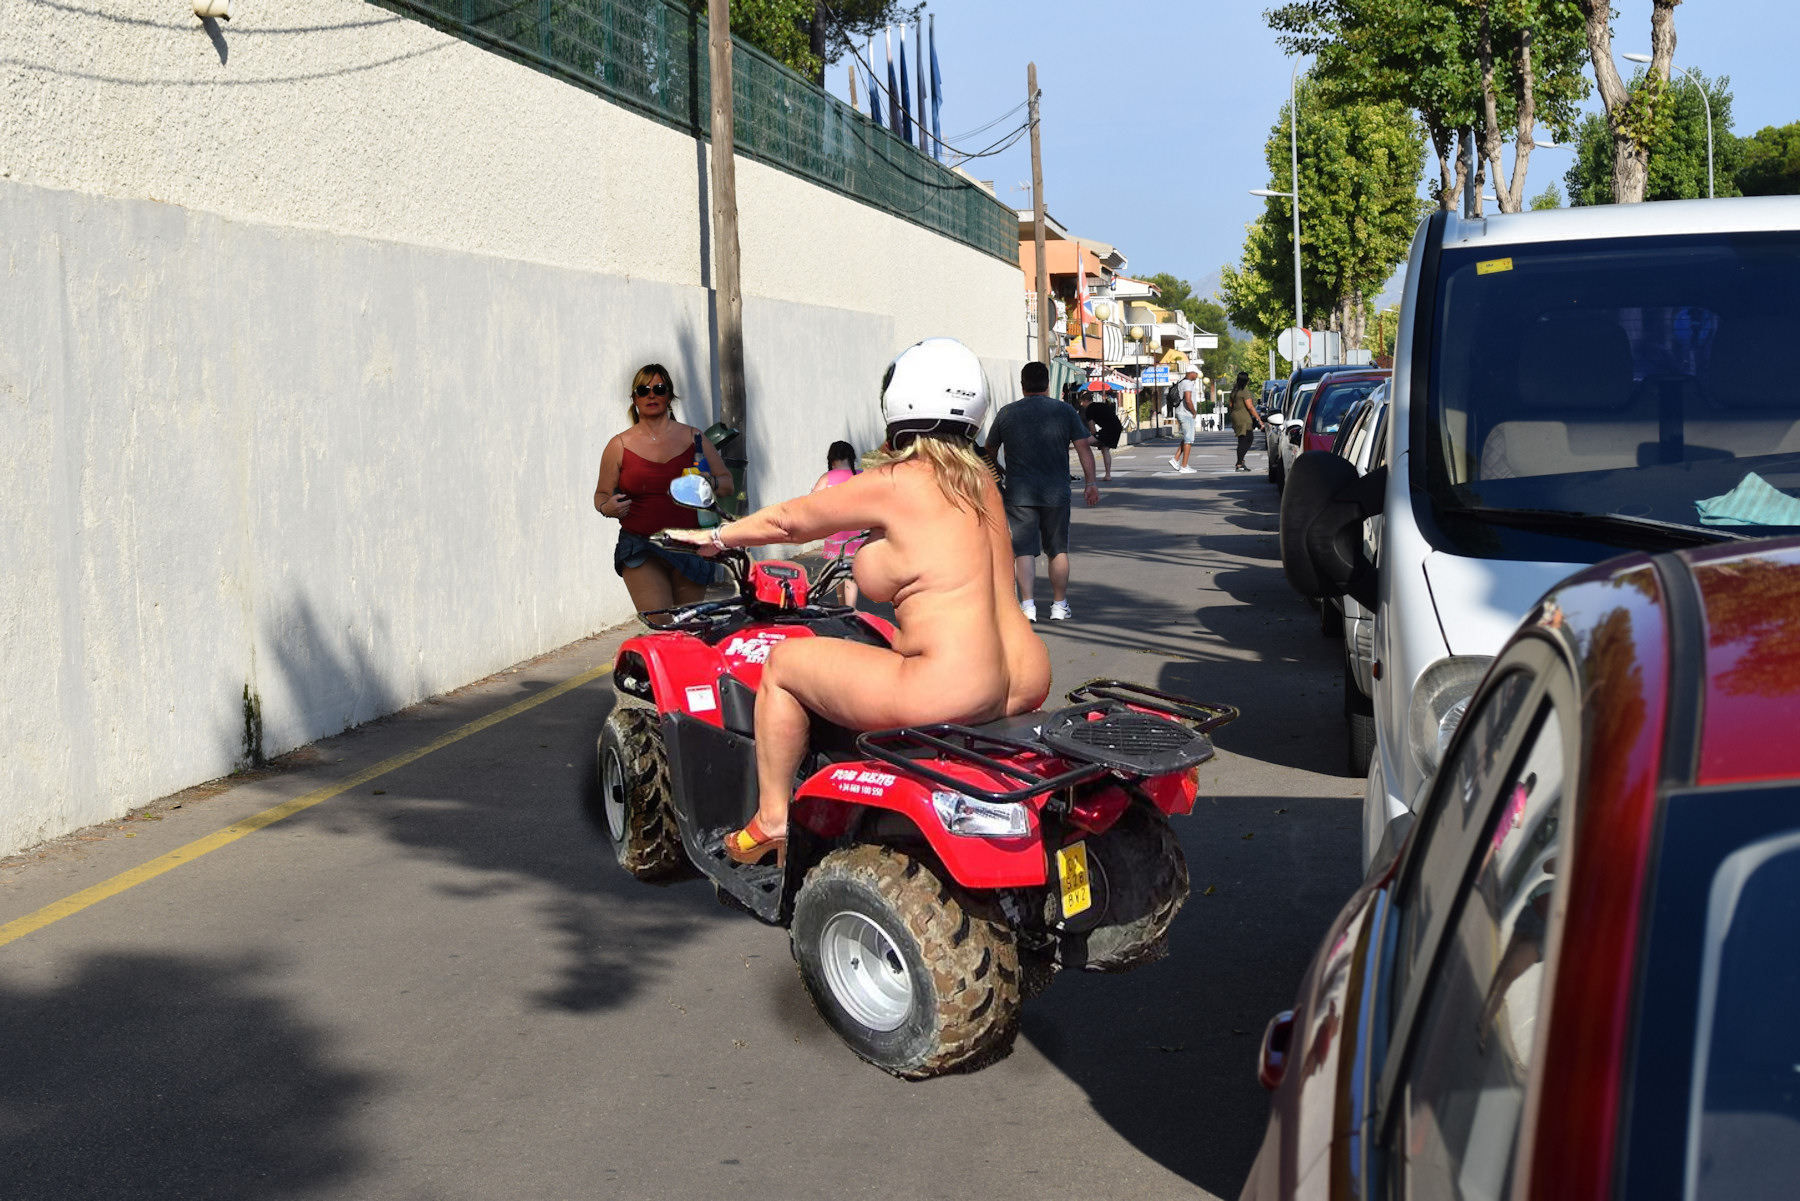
[897,25,914,144]
[914,20,926,150]
[885,28,899,132]
[868,37,884,128]
[929,16,944,162]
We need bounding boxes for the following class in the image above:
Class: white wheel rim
[819,911,913,1032]
[600,745,627,843]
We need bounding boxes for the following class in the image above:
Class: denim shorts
[614,529,718,586]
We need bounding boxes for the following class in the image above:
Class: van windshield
[1422,231,1800,558]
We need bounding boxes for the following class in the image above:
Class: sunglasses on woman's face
[633,383,670,398]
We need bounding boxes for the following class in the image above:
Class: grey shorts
[1005,500,1071,558]
[1174,410,1196,444]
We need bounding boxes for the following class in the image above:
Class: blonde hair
[627,363,677,425]
[866,434,997,524]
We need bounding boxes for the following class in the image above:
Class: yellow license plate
[1057,841,1092,919]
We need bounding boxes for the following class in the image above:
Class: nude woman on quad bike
[665,338,1050,865]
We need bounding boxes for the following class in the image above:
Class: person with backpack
[1167,367,1200,473]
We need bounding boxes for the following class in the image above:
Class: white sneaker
[1021,599,1037,622]
[1167,456,1182,471]
[1049,600,1072,621]
[1178,465,1197,474]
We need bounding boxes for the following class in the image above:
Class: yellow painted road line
[0,662,613,950]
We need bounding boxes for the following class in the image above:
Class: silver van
[1281,197,1800,866]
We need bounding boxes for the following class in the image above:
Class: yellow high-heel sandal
[723,816,786,867]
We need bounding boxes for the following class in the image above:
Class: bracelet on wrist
[710,525,727,550]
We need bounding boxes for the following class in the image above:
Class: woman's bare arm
[594,437,626,515]
[670,465,903,549]
[696,433,735,497]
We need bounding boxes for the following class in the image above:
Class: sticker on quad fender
[1057,841,1092,919]
[684,685,717,712]
[722,632,790,665]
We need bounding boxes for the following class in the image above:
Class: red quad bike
[594,487,1237,1079]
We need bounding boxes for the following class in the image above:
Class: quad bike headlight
[931,790,1031,838]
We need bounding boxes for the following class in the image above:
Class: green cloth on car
[1695,472,1800,527]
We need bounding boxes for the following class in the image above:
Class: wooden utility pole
[707,0,746,435]
[1028,63,1050,365]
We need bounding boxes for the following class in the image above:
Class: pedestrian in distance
[810,440,867,608]
[1083,389,1124,482]
[1229,370,1266,472]
[984,360,1100,623]
[593,363,735,623]
[1168,367,1200,474]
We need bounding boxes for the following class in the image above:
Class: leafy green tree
[1738,122,1800,196]
[1571,0,1682,204]
[1220,78,1428,357]
[1529,180,1562,209]
[1565,68,1740,202]
[695,1,920,84]
[1269,0,1587,213]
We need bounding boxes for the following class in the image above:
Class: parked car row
[1249,195,1800,1200]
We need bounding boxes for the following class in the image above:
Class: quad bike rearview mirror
[668,473,718,513]
[1279,452,1385,610]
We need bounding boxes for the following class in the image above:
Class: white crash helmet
[879,338,989,447]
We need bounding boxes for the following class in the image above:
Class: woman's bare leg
[749,639,1001,836]
[669,570,707,607]
[1100,447,1113,480]
[621,561,674,620]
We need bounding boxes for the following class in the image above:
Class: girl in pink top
[811,441,868,606]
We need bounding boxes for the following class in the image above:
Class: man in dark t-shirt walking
[985,361,1100,622]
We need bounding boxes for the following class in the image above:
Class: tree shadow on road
[272,670,736,1018]
[1020,791,1361,1198]
[0,951,375,1200]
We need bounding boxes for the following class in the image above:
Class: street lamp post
[1624,52,1713,198]
[1250,57,1308,369]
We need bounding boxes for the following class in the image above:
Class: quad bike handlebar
[637,530,867,633]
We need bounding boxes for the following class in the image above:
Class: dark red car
[1298,370,1389,455]
[1240,538,1800,1201]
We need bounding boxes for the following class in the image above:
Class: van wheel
[1320,595,1342,638]
[596,706,689,882]
[1345,657,1376,778]
[792,847,1021,1079]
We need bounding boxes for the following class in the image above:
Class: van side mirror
[1280,452,1386,610]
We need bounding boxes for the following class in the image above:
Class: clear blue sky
[826,2,1800,303]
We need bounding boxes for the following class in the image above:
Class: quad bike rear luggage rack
[855,725,1110,805]
[1063,680,1239,734]
[855,682,1237,805]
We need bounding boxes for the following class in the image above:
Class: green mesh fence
[382,0,1019,263]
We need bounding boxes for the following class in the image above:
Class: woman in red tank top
[593,364,735,620]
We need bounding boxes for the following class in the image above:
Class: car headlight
[932,790,1031,838]
[1407,656,1494,781]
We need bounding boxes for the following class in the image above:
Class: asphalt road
[0,431,1363,1201]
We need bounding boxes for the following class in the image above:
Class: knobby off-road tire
[791,846,1022,1080]
[596,705,687,882]
[1052,805,1189,973]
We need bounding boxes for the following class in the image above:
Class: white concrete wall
[0,0,1023,854]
